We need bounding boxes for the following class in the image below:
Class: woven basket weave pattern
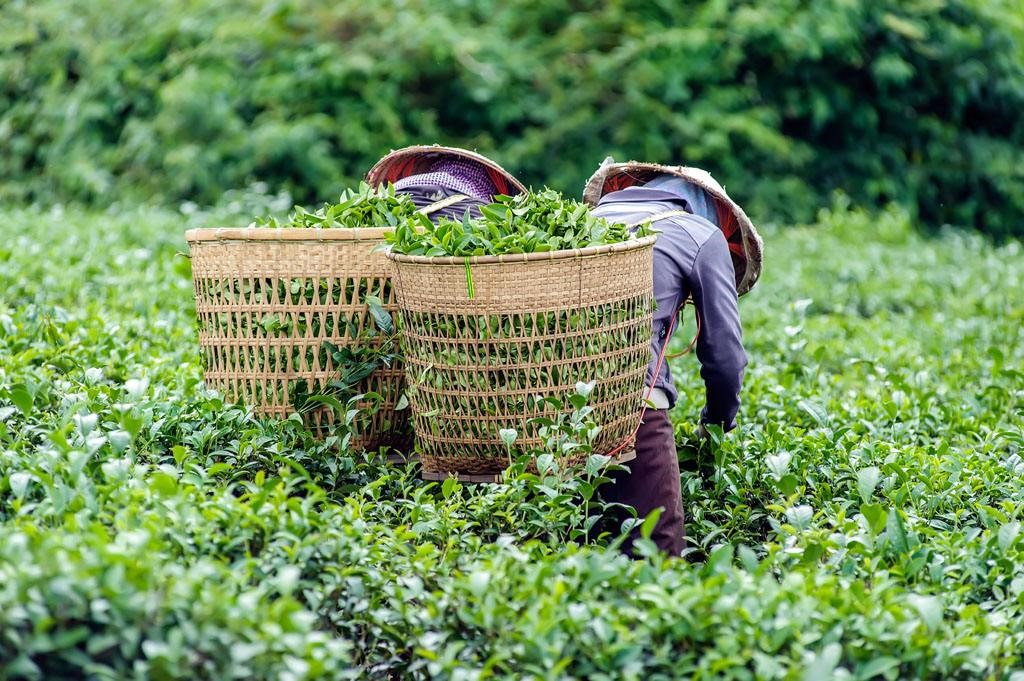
[391,238,655,476]
[186,229,409,451]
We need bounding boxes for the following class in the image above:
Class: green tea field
[1,201,1022,679]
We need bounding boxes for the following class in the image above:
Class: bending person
[583,160,763,557]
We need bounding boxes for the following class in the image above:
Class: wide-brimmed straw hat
[365,145,527,200]
[583,161,763,295]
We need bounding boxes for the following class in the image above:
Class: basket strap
[626,209,691,228]
[418,194,469,216]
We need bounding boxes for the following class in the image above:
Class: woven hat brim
[583,162,763,296]
[365,145,527,198]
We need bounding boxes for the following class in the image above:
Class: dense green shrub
[2,0,1023,236]
[1,202,1023,677]
[0,523,354,680]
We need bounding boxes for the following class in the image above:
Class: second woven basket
[186,227,411,455]
[388,236,655,480]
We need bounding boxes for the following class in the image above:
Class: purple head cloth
[394,158,497,203]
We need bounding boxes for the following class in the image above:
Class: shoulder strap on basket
[418,194,468,216]
[626,209,691,228]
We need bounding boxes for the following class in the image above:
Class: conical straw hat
[365,144,527,198]
[583,161,763,295]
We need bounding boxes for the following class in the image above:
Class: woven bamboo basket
[387,236,656,480]
[185,227,411,455]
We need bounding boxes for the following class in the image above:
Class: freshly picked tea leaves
[253,182,425,229]
[386,188,650,257]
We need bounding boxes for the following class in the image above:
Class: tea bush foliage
[1,200,1022,678]
[2,0,1024,236]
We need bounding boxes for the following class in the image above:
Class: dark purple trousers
[602,409,685,557]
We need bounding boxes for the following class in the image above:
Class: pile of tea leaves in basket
[252,182,422,228]
[385,188,651,257]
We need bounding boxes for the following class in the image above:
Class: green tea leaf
[8,385,32,417]
[8,472,31,499]
[886,509,910,553]
[856,657,901,679]
[798,399,828,426]
[498,428,518,448]
[639,507,663,540]
[857,466,881,501]
[803,643,842,681]
[365,295,394,334]
[861,503,888,534]
[442,476,459,499]
[908,594,943,631]
[999,521,1020,552]
[149,472,177,496]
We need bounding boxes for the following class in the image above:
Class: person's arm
[688,230,747,431]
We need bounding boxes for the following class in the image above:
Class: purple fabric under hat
[394,158,498,203]
[366,145,526,199]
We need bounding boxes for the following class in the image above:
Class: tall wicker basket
[185,227,410,454]
[387,236,656,480]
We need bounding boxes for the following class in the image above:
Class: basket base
[421,470,504,483]
[420,449,636,484]
[384,451,417,465]
[616,448,637,465]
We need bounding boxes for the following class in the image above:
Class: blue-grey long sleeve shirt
[592,187,747,430]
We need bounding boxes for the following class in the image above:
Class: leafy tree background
[2,0,1022,237]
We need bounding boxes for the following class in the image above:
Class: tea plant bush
[2,0,1023,235]
[1,199,1023,678]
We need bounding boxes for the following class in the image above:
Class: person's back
[592,181,746,426]
[585,162,763,556]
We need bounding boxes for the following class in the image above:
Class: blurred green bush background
[2,0,1022,236]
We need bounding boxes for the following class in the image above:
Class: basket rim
[185,227,394,243]
[384,234,657,266]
